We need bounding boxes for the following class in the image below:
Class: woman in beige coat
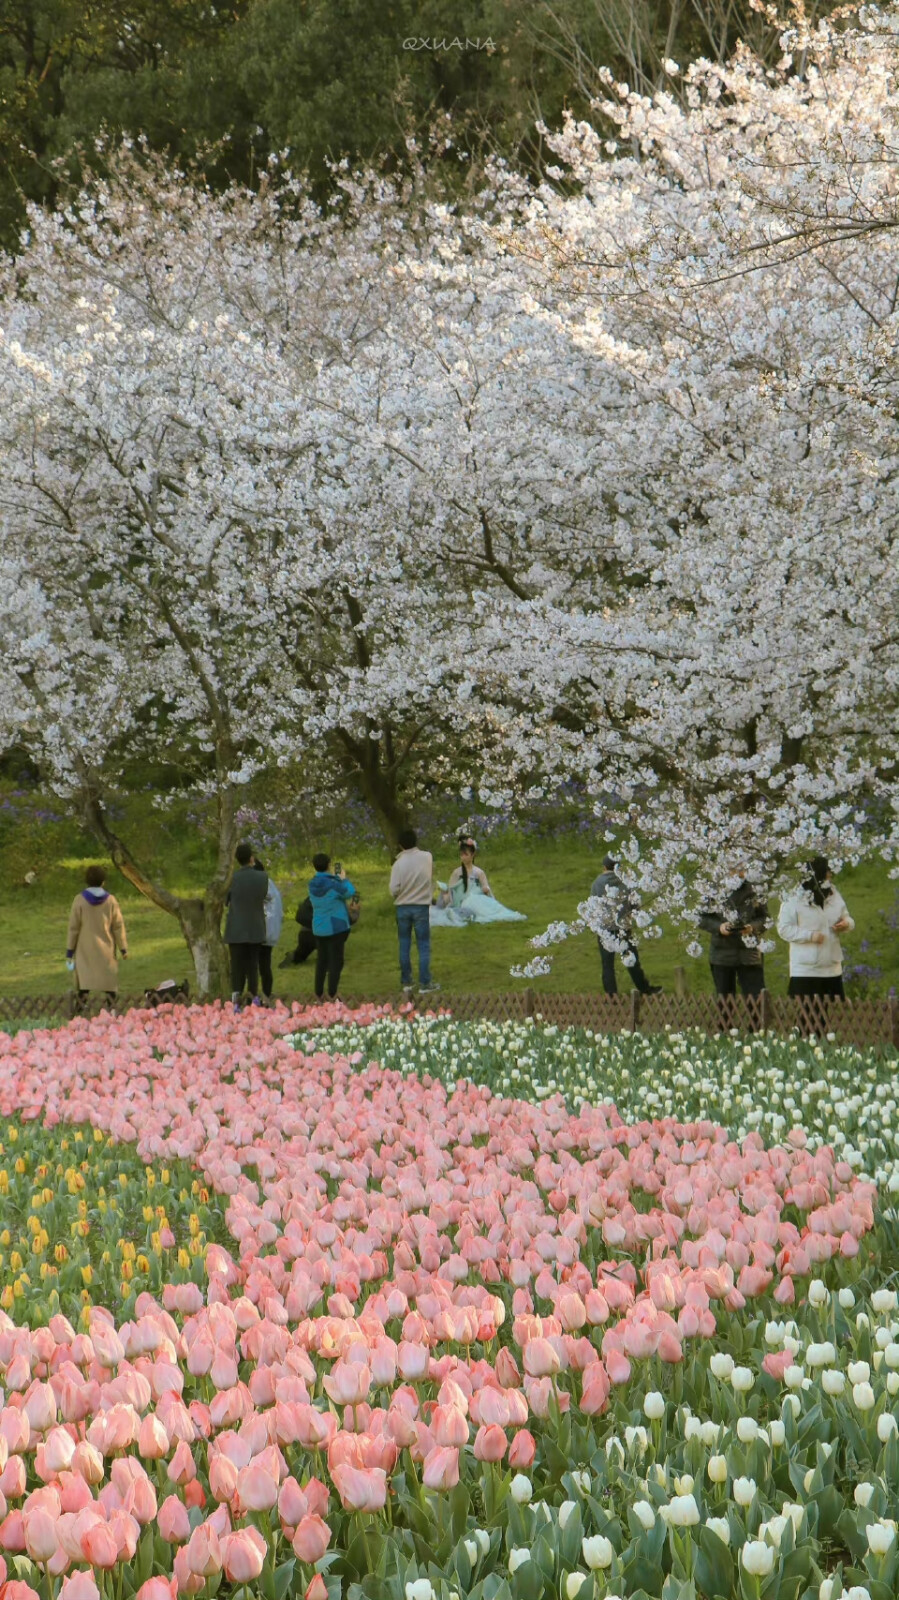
[66,866,128,1005]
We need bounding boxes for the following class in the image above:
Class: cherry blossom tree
[477,4,899,962]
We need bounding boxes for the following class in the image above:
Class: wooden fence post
[674,965,686,998]
[760,988,772,1033]
[889,995,899,1051]
[524,988,535,1020]
[630,991,642,1032]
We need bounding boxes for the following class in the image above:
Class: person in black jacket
[697,868,769,998]
[589,856,661,996]
[223,842,268,1010]
[279,895,317,968]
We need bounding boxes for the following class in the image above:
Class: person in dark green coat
[223,842,268,1010]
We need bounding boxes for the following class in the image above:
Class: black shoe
[278,954,295,969]
[645,985,663,995]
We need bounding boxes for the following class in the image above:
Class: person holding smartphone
[777,856,854,1000]
[307,852,357,1000]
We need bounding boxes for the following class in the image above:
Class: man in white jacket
[777,856,854,1000]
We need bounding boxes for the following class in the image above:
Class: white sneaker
[418,982,441,994]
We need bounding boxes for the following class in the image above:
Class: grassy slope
[1,790,896,996]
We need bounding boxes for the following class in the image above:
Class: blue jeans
[396,904,431,987]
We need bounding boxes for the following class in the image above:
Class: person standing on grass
[223,842,268,1010]
[390,827,438,994]
[66,865,128,1010]
[253,856,283,1005]
[697,865,769,999]
[308,852,356,1001]
[589,855,661,997]
[777,856,854,1001]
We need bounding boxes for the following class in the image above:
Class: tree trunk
[356,762,411,853]
[178,899,232,999]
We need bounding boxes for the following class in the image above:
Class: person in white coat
[776,856,854,1000]
[253,856,284,1005]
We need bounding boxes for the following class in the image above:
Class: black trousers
[598,936,652,996]
[788,975,845,999]
[710,963,764,998]
[315,930,349,998]
[258,945,273,998]
[229,942,260,998]
[286,930,317,964]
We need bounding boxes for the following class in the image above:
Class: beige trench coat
[66,892,128,991]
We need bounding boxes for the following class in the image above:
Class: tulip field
[0,1005,897,1600]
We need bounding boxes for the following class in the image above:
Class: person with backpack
[308,853,357,1000]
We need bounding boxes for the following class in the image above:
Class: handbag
[347,894,361,926]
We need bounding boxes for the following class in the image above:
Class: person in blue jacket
[308,852,356,1000]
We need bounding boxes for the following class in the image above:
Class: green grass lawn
[1,787,897,998]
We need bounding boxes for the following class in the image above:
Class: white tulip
[582,1534,613,1569]
[662,1494,700,1528]
[405,1583,435,1600]
[808,1279,829,1306]
[707,1455,728,1483]
[736,1417,758,1443]
[854,1482,875,1508]
[839,1289,856,1310]
[474,1529,490,1556]
[731,1366,754,1392]
[464,1539,478,1566]
[644,1390,665,1420]
[508,1548,530,1574]
[733,1476,756,1507]
[822,1369,845,1396]
[706,1517,730,1545]
[872,1290,898,1314]
[853,1381,876,1410]
[741,1540,775,1576]
[565,1575,588,1599]
[784,1364,805,1389]
[877,1412,898,1441]
[769,1420,786,1447]
[848,1361,871,1385]
[805,1341,836,1367]
[633,1500,655,1530]
[558,1501,577,1530]
[710,1353,734,1380]
[510,1474,533,1504]
[866,1521,896,1556]
[674,1475,694,1496]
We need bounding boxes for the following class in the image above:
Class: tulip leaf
[836,1510,869,1562]
[560,1505,584,1565]
[621,1553,665,1597]
[273,1558,296,1600]
[694,1524,734,1599]
[450,1480,470,1542]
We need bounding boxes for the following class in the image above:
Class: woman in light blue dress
[430,837,526,927]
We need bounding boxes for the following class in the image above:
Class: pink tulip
[219,1526,267,1583]
[59,1575,101,1600]
[0,1511,26,1552]
[331,1464,387,1513]
[507,1430,536,1469]
[473,1424,507,1462]
[292,1514,331,1564]
[422,1446,460,1491]
[1,1582,41,1600]
[166,1441,197,1487]
[80,1521,119,1569]
[305,1578,329,1600]
[23,1506,58,1565]
[235,1458,279,1512]
[138,1416,169,1460]
[522,1338,560,1378]
[208,1454,238,1504]
[158,1496,191,1545]
[185,1523,223,1578]
[135,1581,177,1600]
[172,1545,205,1596]
[71,1444,104,1486]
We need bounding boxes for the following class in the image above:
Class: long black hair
[802,855,832,910]
[458,835,476,892]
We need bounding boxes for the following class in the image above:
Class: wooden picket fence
[0,989,897,1048]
